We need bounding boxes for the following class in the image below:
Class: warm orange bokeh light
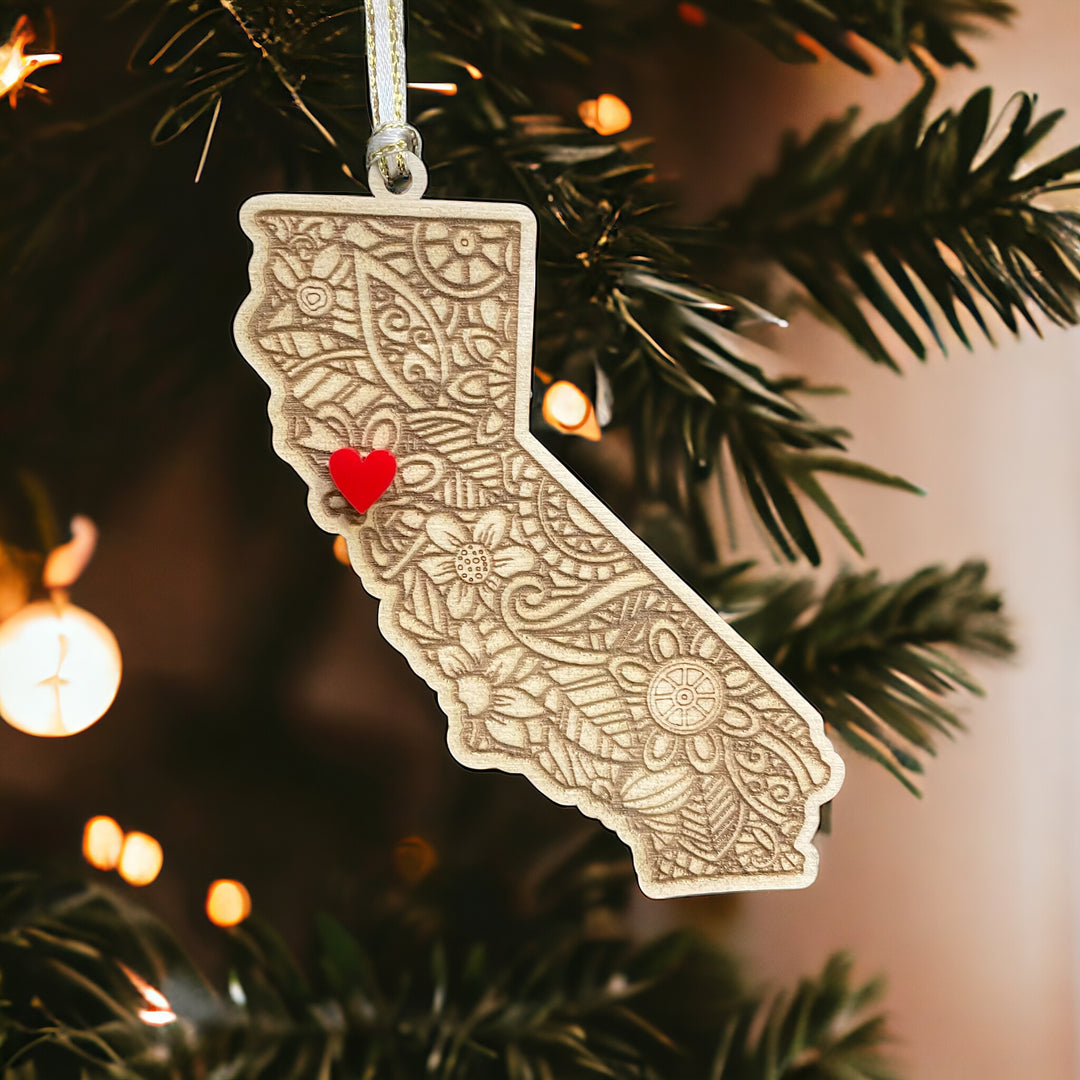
[82,815,124,871]
[119,963,176,1025]
[393,835,438,884]
[463,62,482,80]
[545,381,589,428]
[206,879,252,927]
[44,516,98,589]
[118,831,163,886]
[409,81,458,95]
[139,1007,177,1026]
[333,534,351,565]
[0,15,61,106]
[677,3,708,26]
[578,93,632,136]
[0,599,122,737]
[543,381,602,441]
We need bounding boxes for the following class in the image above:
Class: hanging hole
[367,151,428,200]
[385,166,414,195]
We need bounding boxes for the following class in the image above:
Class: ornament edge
[233,191,845,898]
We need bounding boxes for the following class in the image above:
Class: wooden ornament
[234,189,844,898]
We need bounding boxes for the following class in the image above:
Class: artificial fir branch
[710,954,898,1080]
[126,0,368,152]
[678,0,1013,73]
[115,3,1080,385]
[127,0,1015,93]
[0,870,896,1080]
[724,561,1015,792]
[428,101,924,565]
[117,4,1080,563]
[704,82,1080,367]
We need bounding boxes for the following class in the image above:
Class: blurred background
[639,3,1080,1076]
[0,0,1077,1076]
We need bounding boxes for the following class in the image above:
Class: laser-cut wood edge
[234,191,845,898]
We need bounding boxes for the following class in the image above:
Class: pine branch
[0,4,928,569]
[13,5,1060,582]
[702,83,1080,368]
[711,954,897,1080]
[413,0,587,65]
[684,0,1013,73]
[0,870,898,1080]
[132,0,930,572]
[432,104,922,565]
[126,0,368,153]
[724,561,1015,793]
[124,0,584,158]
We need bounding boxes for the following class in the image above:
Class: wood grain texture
[233,191,844,897]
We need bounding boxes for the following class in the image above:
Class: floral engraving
[235,193,845,897]
[419,510,535,618]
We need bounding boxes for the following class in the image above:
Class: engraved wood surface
[234,192,844,897]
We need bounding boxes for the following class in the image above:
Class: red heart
[328,448,397,513]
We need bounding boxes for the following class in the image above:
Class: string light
[333,535,351,565]
[0,598,122,737]
[118,831,163,886]
[119,964,176,1026]
[677,2,708,26]
[542,381,602,441]
[43,516,98,589]
[82,815,124,871]
[0,517,122,737]
[0,15,61,106]
[578,94,632,136]
[408,81,458,95]
[206,879,252,927]
[393,835,438,884]
[462,62,482,80]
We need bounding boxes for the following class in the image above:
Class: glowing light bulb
[0,16,61,106]
[206,879,252,927]
[120,963,176,1025]
[0,599,122,736]
[393,835,438,884]
[44,516,98,589]
[333,535,351,565]
[408,81,458,95]
[542,381,602,441]
[118,831,163,886]
[578,93,632,136]
[139,1007,177,1026]
[83,815,124,871]
[463,62,482,80]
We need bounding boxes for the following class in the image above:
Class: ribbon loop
[365,0,423,187]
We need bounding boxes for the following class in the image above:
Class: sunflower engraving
[611,620,762,775]
[267,243,356,328]
[418,509,536,619]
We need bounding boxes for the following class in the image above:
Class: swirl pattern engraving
[234,193,845,897]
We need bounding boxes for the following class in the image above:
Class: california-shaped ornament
[234,187,844,897]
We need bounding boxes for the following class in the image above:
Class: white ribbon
[365,0,422,184]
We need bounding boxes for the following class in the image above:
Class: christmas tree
[0,0,1075,1075]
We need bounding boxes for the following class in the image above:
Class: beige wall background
[639,3,1080,1076]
